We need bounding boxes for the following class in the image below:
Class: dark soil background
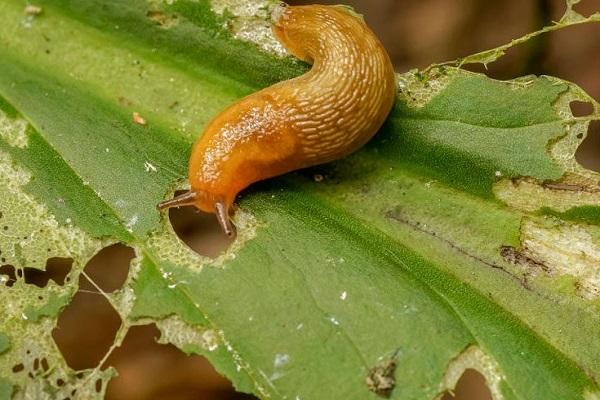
[47,1,600,399]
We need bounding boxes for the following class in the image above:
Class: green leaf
[540,206,600,226]
[22,292,71,323]
[0,335,9,355]
[0,0,598,399]
[0,379,14,400]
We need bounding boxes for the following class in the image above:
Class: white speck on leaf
[24,5,43,16]
[125,214,139,233]
[144,161,157,172]
[273,353,290,368]
[340,291,347,300]
[329,317,340,326]
[132,111,147,126]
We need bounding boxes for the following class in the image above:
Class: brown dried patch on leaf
[146,9,178,29]
[366,352,398,398]
[520,218,600,299]
[495,174,600,213]
[500,246,550,274]
[500,216,600,299]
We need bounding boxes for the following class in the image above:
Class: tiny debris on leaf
[146,9,178,28]
[118,96,132,107]
[24,5,42,16]
[132,112,147,126]
[144,161,157,173]
[313,174,324,182]
[366,352,398,398]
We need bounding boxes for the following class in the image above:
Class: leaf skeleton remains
[157,3,397,236]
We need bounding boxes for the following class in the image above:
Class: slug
[158,3,396,236]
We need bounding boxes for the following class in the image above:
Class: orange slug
[158,3,396,236]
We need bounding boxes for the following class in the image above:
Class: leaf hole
[23,257,73,288]
[11,363,24,373]
[575,120,600,172]
[104,324,257,400]
[571,0,597,18]
[441,369,492,400]
[52,273,122,370]
[41,357,49,372]
[0,264,17,287]
[569,101,594,117]
[167,191,235,258]
[95,379,103,393]
[83,244,135,293]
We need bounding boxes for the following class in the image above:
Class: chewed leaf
[0,0,599,399]
[429,0,600,68]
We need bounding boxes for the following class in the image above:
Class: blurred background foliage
[46,1,598,399]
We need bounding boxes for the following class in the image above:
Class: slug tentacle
[215,201,234,238]
[158,4,396,236]
[157,190,197,210]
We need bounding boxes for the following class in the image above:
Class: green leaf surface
[541,206,600,226]
[0,335,9,355]
[0,379,13,400]
[0,0,599,399]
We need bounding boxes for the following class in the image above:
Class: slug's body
[158,4,396,235]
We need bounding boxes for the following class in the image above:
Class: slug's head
[271,3,365,62]
[157,190,235,237]
[271,3,322,62]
